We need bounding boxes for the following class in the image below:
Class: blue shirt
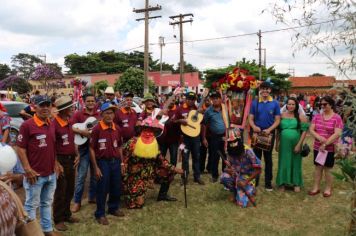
[203,106,226,135]
[250,97,280,130]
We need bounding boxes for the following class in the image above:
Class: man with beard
[122,116,183,209]
[220,128,261,208]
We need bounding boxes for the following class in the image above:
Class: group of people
[0,82,354,236]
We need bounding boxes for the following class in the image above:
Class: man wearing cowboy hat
[52,96,80,231]
[104,87,119,106]
[90,102,125,225]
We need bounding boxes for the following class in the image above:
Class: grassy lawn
[64,137,350,236]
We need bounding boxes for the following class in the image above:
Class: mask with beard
[227,136,245,157]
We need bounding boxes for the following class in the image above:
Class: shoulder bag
[251,98,273,151]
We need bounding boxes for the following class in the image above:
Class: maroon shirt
[114,108,137,141]
[52,115,76,156]
[138,109,153,121]
[90,121,122,159]
[16,115,56,177]
[158,105,181,144]
[71,108,100,147]
[175,103,197,120]
[71,108,100,124]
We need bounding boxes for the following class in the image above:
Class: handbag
[0,181,44,236]
[300,144,311,157]
[251,132,273,151]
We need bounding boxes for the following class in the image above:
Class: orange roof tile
[288,76,336,87]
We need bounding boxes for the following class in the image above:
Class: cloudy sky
[0,0,353,79]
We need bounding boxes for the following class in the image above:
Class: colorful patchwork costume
[123,116,179,209]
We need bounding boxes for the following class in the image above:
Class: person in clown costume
[122,115,184,209]
[220,128,261,208]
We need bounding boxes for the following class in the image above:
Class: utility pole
[257,30,262,81]
[169,13,193,86]
[159,36,165,94]
[255,48,266,67]
[37,54,46,64]
[288,67,295,77]
[133,1,161,94]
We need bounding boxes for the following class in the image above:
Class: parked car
[0,90,20,101]
[1,101,28,143]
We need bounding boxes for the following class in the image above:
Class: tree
[151,62,175,72]
[94,80,109,96]
[11,53,43,79]
[310,73,325,77]
[30,64,63,94]
[64,50,162,75]
[0,64,12,80]
[204,58,291,94]
[114,67,155,97]
[266,1,355,77]
[0,75,32,94]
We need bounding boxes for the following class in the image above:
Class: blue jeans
[95,159,122,218]
[23,173,56,233]
[160,142,179,166]
[74,146,97,203]
[182,135,201,180]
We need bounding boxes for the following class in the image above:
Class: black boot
[157,183,177,201]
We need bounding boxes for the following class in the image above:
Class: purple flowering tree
[0,75,32,94]
[30,64,63,94]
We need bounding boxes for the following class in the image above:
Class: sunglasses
[320,103,329,106]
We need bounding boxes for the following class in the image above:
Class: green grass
[64,137,350,236]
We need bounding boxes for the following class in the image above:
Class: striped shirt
[312,113,343,152]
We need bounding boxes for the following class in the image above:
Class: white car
[1,101,28,143]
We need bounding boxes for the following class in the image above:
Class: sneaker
[265,185,273,192]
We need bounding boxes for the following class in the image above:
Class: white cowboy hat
[104,87,115,94]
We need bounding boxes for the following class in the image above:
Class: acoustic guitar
[181,89,209,137]
[73,117,98,145]
[73,100,128,145]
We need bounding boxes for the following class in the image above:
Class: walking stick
[183,170,187,208]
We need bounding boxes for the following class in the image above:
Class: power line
[120,18,345,52]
